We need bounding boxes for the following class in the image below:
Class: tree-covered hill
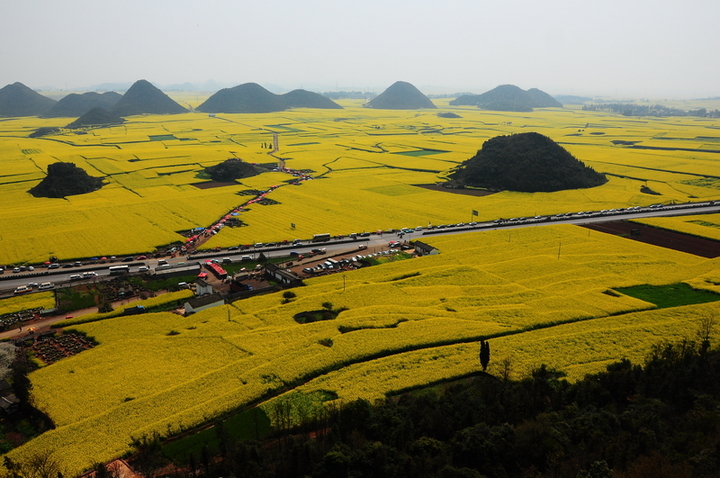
[29,162,105,198]
[0,82,56,117]
[449,132,607,192]
[65,107,125,129]
[204,158,261,181]
[110,79,187,116]
[364,81,437,110]
[197,83,342,113]
[450,84,562,112]
[44,91,122,118]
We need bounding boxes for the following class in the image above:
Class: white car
[38,282,55,290]
[82,271,98,278]
[14,285,31,295]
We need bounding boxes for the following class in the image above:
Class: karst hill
[44,91,122,118]
[449,132,607,192]
[110,79,187,116]
[364,81,436,109]
[197,83,342,113]
[29,162,105,198]
[65,107,125,129]
[0,82,56,117]
[450,85,562,112]
[205,158,261,181]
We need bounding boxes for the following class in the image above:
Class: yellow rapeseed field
[1,102,719,264]
[3,220,717,474]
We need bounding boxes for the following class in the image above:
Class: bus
[108,265,130,275]
[312,233,331,242]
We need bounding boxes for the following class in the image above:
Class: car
[27,282,39,288]
[69,274,83,281]
[74,261,83,267]
[222,257,232,264]
[240,255,252,261]
[14,285,31,294]
[12,267,20,273]
[357,244,367,250]
[135,255,148,260]
[27,265,34,271]
[311,248,327,254]
[48,263,60,269]
[359,232,371,237]
[0,267,3,274]
[138,265,149,272]
[253,243,264,248]
[228,246,239,251]
[38,282,55,290]
[388,241,401,248]
[122,257,134,262]
[82,271,98,278]
[177,282,189,289]
[62,263,74,268]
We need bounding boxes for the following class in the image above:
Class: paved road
[2,202,718,296]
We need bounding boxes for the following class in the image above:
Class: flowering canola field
[1,99,720,264]
[6,222,719,474]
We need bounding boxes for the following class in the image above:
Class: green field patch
[364,184,427,196]
[681,178,720,189]
[614,283,720,308]
[162,406,272,462]
[688,220,720,229]
[148,134,178,141]
[392,148,449,157]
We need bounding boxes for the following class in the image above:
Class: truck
[121,305,146,316]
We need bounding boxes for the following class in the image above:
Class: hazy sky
[2,0,718,98]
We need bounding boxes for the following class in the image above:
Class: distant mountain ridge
[110,79,187,116]
[450,85,562,111]
[364,81,436,110]
[0,82,56,117]
[44,91,122,118]
[197,83,342,113]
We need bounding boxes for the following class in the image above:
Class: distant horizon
[11,79,720,103]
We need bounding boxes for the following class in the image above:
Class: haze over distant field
[1,0,718,98]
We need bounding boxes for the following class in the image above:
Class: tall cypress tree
[479,340,491,372]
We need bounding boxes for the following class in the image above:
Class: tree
[479,340,490,372]
[322,302,333,311]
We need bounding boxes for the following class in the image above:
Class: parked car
[48,263,60,269]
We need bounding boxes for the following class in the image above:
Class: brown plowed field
[581,220,720,258]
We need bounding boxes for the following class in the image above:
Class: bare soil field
[191,181,239,189]
[581,220,720,258]
[413,184,497,197]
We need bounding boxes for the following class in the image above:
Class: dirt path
[0,295,144,341]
